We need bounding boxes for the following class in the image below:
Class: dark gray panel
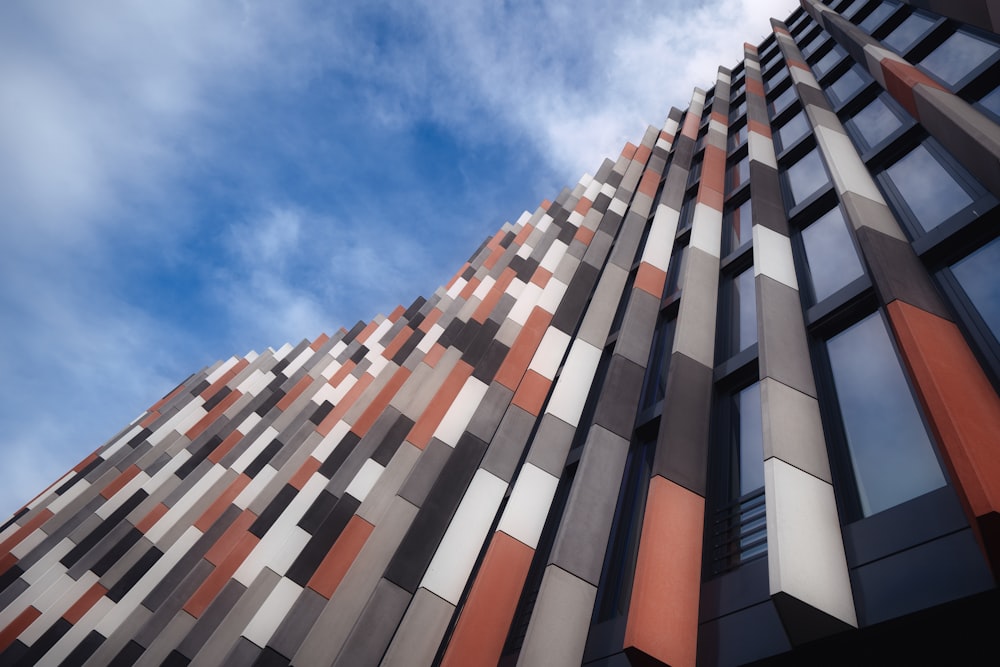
[757,275,818,398]
[652,352,714,496]
[268,586,328,659]
[175,578,246,659]
[525,414,578,479]
[465,383,514,443]
[614,289,659,369]
[854,226,950,318]
[331,578,412,667]
[749,160,789,236]
[592,355,644,439]
[481,404,537,482]
[397,438,453,509]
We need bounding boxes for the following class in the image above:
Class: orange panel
[309,332,330,351]
[418,307,443,333]
[307,516,375,599]
[541,199,553,210]
[389,304,406,322]
[529,267,553,289]
[746,76,766,99]
[624,476,705,667]
[483,245,505,270]
[148,383,187,413]
[194,475,251,532]
[276,374,313,412]
[208,430,245,464]
[710,111,727,127]
[748,118,772,139]
[459,276,481,300]
[288,456,322,490]
[445,263,470,290]
[186,389,242,440]
[634,262,667,299]
[353,366,412,436]
[406,362,475,448]
[574,197,593,216]
[201,358,250,402]
[621,142,639,159]
[316,373,374,436]
[184,532,259,618]
[0,509,52,560]
[441,532,534,667]
[638,170,660,198]
[681,112,701,140]
[354,319,381,345]
[327,360,357,388]
[888,301,1000,563]
[0,553,16,577]
[494,309,552,390]
[140,411,161,428]
[382,326,413,360]
[513,223,534,246]
[136,502,171,534]
[0,606,41,652]
[473,268,517,323]
[881,59,947,117]
[511,370,551,416]
[204,509,257,566]
[99,465,142,500]
[574,226,596,246]
[423,343,447,368]
[62,582,108,624]
[73,451,100,473]
[660,130,674,144]
[633,144,652,165]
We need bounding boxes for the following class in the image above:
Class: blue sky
[0,0,796,518]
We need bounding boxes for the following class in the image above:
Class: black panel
[437,318,466,350]
[342,321,367,345]
[255,390,285,417]
[317,431,361,479]
[108,547,163,602]
[249,484,298,537]
[499,231,516,249]
[60,629,106,666]
[309,401,334,425]
[91,527,143,577]
[557,220,577,244]
[854,226,951,318]
[383,432,488,593]
[298,490,338,535]
[108,640,146,667]
[271,358,290,377]
[202,386,232,412]
[552,263,600,334]
[592,355,645,439]
[349,345,369,364]
[60,490,148,569]
[176,435,224,480]
[462,318,500,367]
[252,646,291,667]
[244,439,284,478]
[285,495,361,586]
[0,507,27,533]
[161,650,192,667]
[126,428,153,448]
[472,339,509,383]
[190,379,211,396]
[652,352,714,496]
[461,265,477,281]
[391,329,424,365]
[12,617,70,666]
[371,415,415,467]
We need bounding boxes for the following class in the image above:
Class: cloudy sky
[0,0,797,518]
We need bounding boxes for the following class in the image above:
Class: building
[1,0,999,664]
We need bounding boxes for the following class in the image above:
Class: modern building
[2,0,999,665]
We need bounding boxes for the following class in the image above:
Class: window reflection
[848,95,904,150]
[769,86,797,117]
[977,86,1000,122]
[882,11,935,52]
[812,45,845,79]
[859,1,898,32]
[827,65,870,105]
[730,98,747,122]
[733,383,764,495]
[724,199,753,254]
[800,207,864,302]
[826,313,945,516]
[883,143,973,231]
[840,0,865,19]
[920,30,999,87]
[730,267,757,352]
[951,237,1000,344]
[642,316,677,408]
[776,111,810,152]
[800,32,827,59]
[726,156,750,194]
[728,123,748,153]
[765,65,789,92]
[664,242,687,296]
[785,149,829,206]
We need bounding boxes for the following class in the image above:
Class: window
[727,267,757,354]
[839,0,866,19]
[858,1,898,33]
[768,85,798,118]
[882,11,936,53]
[880,142,975,232]
[765,63,789,92]
[799,206,865,303]
[728,122,748,153]
[827,65,871,106]
[641,315,677,408]
[919,30,1000,88]
[811,45,846,79]
[730,77,746,100]
[732,383,764,496]
[730,97,747,122]
[687,157,703,188]
[775,110,810,153]
[976,85,1000,122]
[785,148,830,207]
[664,242,688,297]
[724,198,753,255]
[726,156,749,194]
[800,31,828,59]
[678,193,696,230]
[845,94,905,151]
[951,237,1000,346]
[825,312,946,517]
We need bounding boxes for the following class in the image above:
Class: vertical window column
[623,71,734,667]
[748,36,858,638]
[777,14,1000,574]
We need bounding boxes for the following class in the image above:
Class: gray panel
[548,425,629,586]
[331,578,412,667]
[381,587,454,667]
[466,383,515,443]
[652,352,714,496]
[757,275,818,398]
[517,565,597,667]
[748,161,788,236]
[854,226,950,319]
[614,289,659,369]
[576,264,628,349]
[221,637,262,666]
[269,586,328,659]
[175,579,246,659]
[608,211,646,270]
[188,568,280,666]
[81,603,153,667]
[133,609,196,667]
[398,438,452,509]
[358,443,421,525]
[525,414,578,479]
[760,378,832,482]
[481,404,537,482]
[592,355,644,440]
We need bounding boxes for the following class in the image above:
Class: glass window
[642,316,677,408]
[800,32,828,59]
[730,97,747,122]
[724,199,753,254]
[775,110,810,152]
[664,242,687,296]
[847,94,904,150]
[765,64,789,91]
[840,0,866,19]
[812,45,846,79]
[858,1,898,33]
[730,267,757,352]
[882,11,936,52]
[769,86,798,117]
[731,78,746,100]
[920,30,1000,87]
[827,65,871,105]
[733,383,764,495]
[728,123,748,153]
[826,313,946,517]
[687,158,703,188]
[951,237,1000,344]
[882,143,974,232]
[785,149,829,206]
[977,85,1000,122]
[800,207,865,302]
[679,194,696,230]
[726,156,749,194]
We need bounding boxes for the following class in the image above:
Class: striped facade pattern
[2,0,999,665]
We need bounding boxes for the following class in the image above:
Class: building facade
[1,0,999,664]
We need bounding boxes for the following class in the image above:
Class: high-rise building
[2,0,999,665]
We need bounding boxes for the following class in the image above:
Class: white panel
[365,354,390,378]
[446,277,467,299]
[507,283,544,326]
[515,210,532,226]
[95,471,151,519]
[753,225,799,290]
[504,277,527,301]
[608,197,628,216]
[717,70,731,85]
[100,424,145,461]
[545,340,603,427]
[242,575,303,646]
[689,203,723,258]
[237,412,262,435]
[22,539,72,586]
[94,527,200,636]
[709,118,727,136]
[655,137,672,152]
[237,369,273,395]
[145,465,225,544]
[516,241,534,258]
[272,342,294,360]
[205,356,239,384]
[664,117,679,136]
[283,347,315,377]
[432,377,490,447]
[536,277,568,316]
[10,528,47,558]
[233,465,277,509]
[420,469,507,605]
[416,323,444,353]
[527,327,572,380]
[789,65,819,89]
[814,125,884,203]
[39,597,115,666]
[312,421,351,460]
[45,477,89,514]
[749,131,778,169]
[745,58,761,72]
[141,450,191,495]
[367,318,395,352]
[535,213,552,232]
[311,382,339,407]
[640,205,681,271]
[147,399,205,445]
[567,210,584,227]
[344,459,385,502]
[765,458,858,627]
[472,275,496,300]
[583,179,602,202]
[540,241,568,274]
[233,525,310,586]
[232,427,280,474]
[19,571,98,644]
[498,463,560,549]
[329,374,358,404]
